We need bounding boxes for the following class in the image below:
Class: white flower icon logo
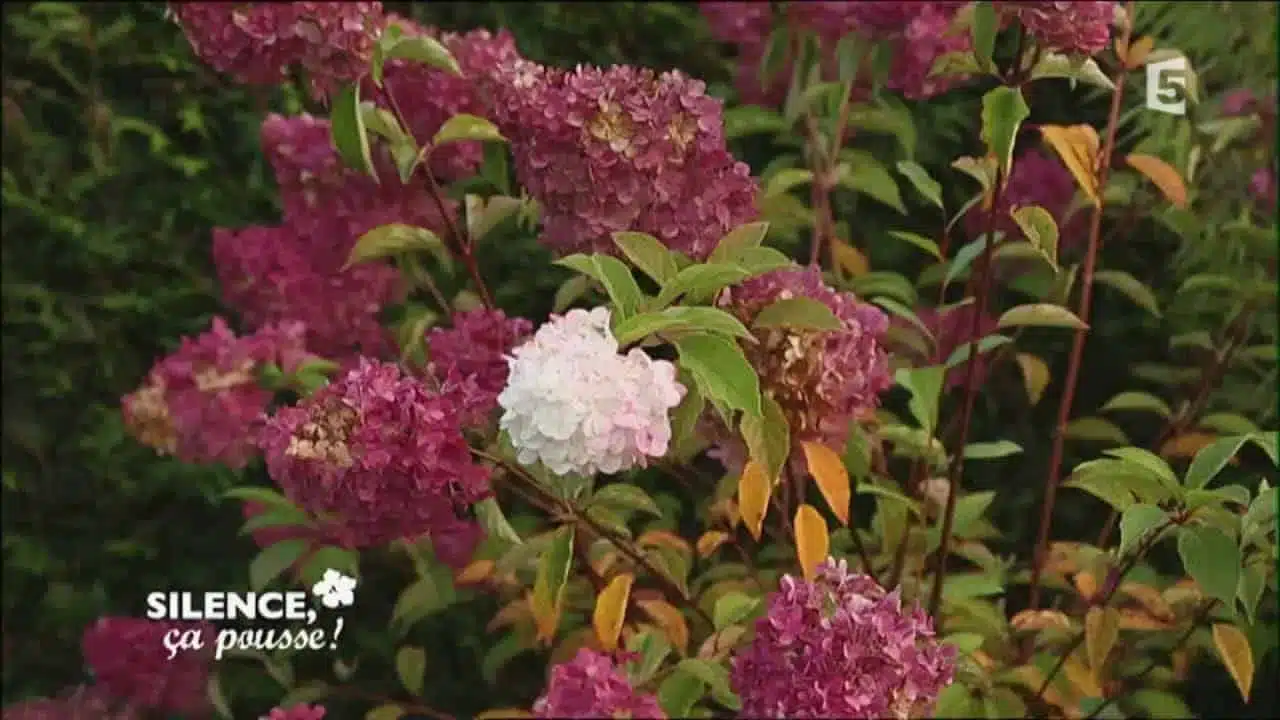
[311,569,357,609]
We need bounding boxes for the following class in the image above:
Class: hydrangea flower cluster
[81,617,216,717]
[366,17,523,182]
[498,308,685,476]
[701,2,786,106]
[964,147,1087,253]
[532,648,666,719]
[122,317,309,468]
[993,1,1116,56]
[171,2,384,97]
[899,304,1001,389]
[263,704,327,720]
[258,359,490,566]
[730,558,956,719]
[718,267,891,448]
[477,58,758,258]
[426,308,533,429]
[2,685,138,720]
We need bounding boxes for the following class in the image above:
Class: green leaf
[896,161,944,209]
[996,303,1088,331]
[384,34,460,74]
[391,567,457,633]
[613,231,679,285]
[944,334,1012,369]
[668,371,706,461]
[980,86,1030,176]
[366,704,405,720]
[733,246,795,276]
[591,484,662,518]
[896,365,946,433]
[1101,391,1173,418]
[952,155,997,191]
[1103,447,1179,490]
[677,658,740,710]
[249,540,309,591]
[1177,525,1241,611]
[532,525,575,631]
[713,592,762,630]
[240,506,312,535]
[675,333,762,418]
[298,546,359,587]
[943,236,992,288]
[1094,270,1162,317]
[969,1,998,72]
[432,113,505,146]
[709,222,771,265]
[395,646,426,696]
[1118,503,1169,557]
[475,497,522,547]
[752,297,843,331]
[1064,417,1129,446]
[465,195,522,243]
[929,50,985,79]
[655,263,752,308]
[1185,435,1249,489]
[837,156,906,213]
[1064,458,1177,510]
[850,271,918,305]
[1010,206,1060,266]
[1028,53,1115,90]
[963,440,1023,460]
[723,105,787,139]
[658,669,705,717]
[1198,413,1259,435]
[765,168,814,197]
[345,224,447,269]
[330,84,375,177]
[1237,561,1267,624]
[612,307,751,346]
[555,254,644,318]
[887,230,943,259]
[225,487,297,512]
[740,395,791,483]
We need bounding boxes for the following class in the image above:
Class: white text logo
[1146,56,1188,115]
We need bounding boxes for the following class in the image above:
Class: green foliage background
[1,1,1275,715]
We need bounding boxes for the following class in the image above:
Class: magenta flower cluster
[265,704,327,720]
[477,57,758,258]
[121,317,309,468]
[81,617,217,717]
[172,2,384,97]
[426,308,534,429]
[994,1,1116,56]
[730,558,956,719]
[1,685,138,720]
[533,648,666,719]
[257,359,490,567]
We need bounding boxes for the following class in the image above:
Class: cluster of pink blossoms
[122,317,310,468]
[171,2,384,98]
[2,685,138,719]
[477,57,758,258]
[533,648,665,718]
[257,359,490,568]
[81,617,216,717]
[426,308,533,429]
[731,558,956,719]
[264,704,327,720]
[719,266,892,449]
[964,147,1088,253]
[994,1,1116,56]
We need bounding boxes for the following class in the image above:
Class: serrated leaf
[1118,503,1169,557]
[740,395,790,484]
[593,573,634,652]
[1125,154,1189,209]
[1212,624,1255,702]
[345,224,446,269]
[963,440,1023,460]
[1028,53,1114,90]
[613,306,751,346]
[1015,353,1051,405]
[752,296,844,331]
[330,84,375,177]
[1177,525,1240,610]
[738,460,770,541]
[713,592,761,631]
[887,230,943,259]
[794,504,829,581]
[981,86,1030,176]
[395,646,426,696]
[1039,124,1101,205]
[658,668,705,717]
[802,441,851,525]
[592,484,662,518]
[734,246,794,276]
[674,333,762,417]
[997,303,1088,330]
[677,658,740,710]
[1184,435,1249,489]
[555,254,643,318]
[837,154,906,213]
[896,365,947,433]
[896,161,944,209]
[613,231,678,285]
[655,263,752,307]
[1094,270,1161,317]
[1011,205,1059,265]
[1101,391,1172,418]
[709,222,771,265]
[249,540,308,591]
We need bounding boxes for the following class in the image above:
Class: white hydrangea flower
[497,307,686,476]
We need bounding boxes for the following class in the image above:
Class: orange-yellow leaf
[476,709,533,719]
[738,460,771,541]
[1040,124,1102,205]
[1126,36,1155,69]
[1118,582,1176,622]
[1125,154,1189,209]
[638,598,689,653]
[592,573,634,652]
[1010,609,1072,632]
[794,503,830,581]
[801,440,851,525]
[1063,648,1104,698]
[638,529,693,555]
[531,589,561,645]
[1212,623,1255,702]
[1015,353,1051,406]
[1160,432,1219,459]
[1074,571,1099,600]
[696,530,731,558]
[456,559,494,586]
[1084,606,1120,684]
[1117,608,1174,631]
[486,597,532,634]
[832,240,870,277]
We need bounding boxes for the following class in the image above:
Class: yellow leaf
[592,573,634,652]
[696,530,731,558]
[1160,432,1219,459]
[1117,608,1174,631]
[486,598,532,634]
[1063,648,1104,698]
[1010,609,1072,632]
[794,503,830,581]
[1125,154,1189,209]
[1040,124,1102,205]
[1212,623,1255,702]
[638,599,689,653]
[1084,606,1120,684]
[637,529,693,555]
[801,440,851,525]
[1074,571,1099,600]
[1015,353,1051,406]
[1127,36,1155,69]
[738,460,771,541]
[456,559,494,586]
[476,709,533,719]
[530,590,560,645]
[832,240,870,277]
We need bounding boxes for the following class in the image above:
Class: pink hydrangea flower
[964,147,1088,253]
[122,317,307,468]
[212,223,403,360]
[1222,88,1260,117]
[478,59,758,258]
[898,304,1001,389]
[533,648,666,719]
[81,617,216,717]
[263,704,326,720]
[718,266,891,448]
[1251,166,1276,212]
[2,685,138,720]
[171,2,384,97]
[994,1,1115,56]
[730,558,956,719]
[426,308,533,428]
[887,3,974,100]
[364,18,523,182]
[258,359,490,566]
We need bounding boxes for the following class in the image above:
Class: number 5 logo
[1146,56,1188,115]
